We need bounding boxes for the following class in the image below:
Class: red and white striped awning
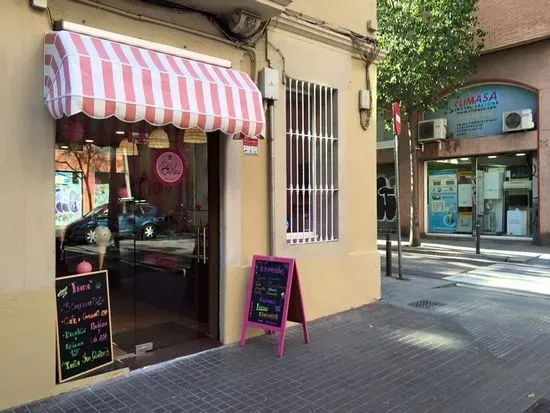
[44,30,265,138]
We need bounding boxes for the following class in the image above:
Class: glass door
[128,129,216,361]
[477,153,533,236]
[54,122,140,363]
[55,118,220,369]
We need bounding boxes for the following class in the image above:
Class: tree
[56,143,101,213]
[377,0,485,246]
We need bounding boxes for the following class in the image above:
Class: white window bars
[286,78,339,244]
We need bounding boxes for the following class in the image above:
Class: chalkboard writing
[241,255,309,357]
[247,259,289,328]
[55,271,113,382]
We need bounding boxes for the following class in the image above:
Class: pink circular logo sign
[153,151,185,185]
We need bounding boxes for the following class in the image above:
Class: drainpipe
[266,101,276,256]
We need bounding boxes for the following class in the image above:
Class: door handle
[202,227,207,264]
[196,227,200,260]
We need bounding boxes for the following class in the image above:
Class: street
[380,239,550,297]
[380,249,496,279]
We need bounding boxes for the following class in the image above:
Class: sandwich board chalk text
[240,255,309,357]
[55,270,114,383]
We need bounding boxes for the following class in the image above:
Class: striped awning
[44,30,265,138]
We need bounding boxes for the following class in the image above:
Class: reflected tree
[55,143,100,213]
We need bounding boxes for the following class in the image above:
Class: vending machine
[428,170,458,233]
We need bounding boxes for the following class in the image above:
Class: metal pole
[393,133,403,279]
[386,233,392,277]
[476,221,481,254]
[472,156,481,254]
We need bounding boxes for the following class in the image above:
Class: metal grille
[286,78,338,244]
[407,300,446,310]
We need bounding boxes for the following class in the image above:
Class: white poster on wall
[55,171,83,227]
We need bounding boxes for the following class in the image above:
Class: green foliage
[377,107,394,134]
[377,0,485,116]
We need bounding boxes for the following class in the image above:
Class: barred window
[286,78,339,244]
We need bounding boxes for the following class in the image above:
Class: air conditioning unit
[418,118,447,143]
[503,109,535,132]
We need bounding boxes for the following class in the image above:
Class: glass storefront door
[476,153,534,237]
[129,137,213,358]
[55,118,220,370]
[426,152,535,238]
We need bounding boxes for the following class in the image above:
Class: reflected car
[63,200,163,245]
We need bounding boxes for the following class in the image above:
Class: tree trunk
[108,146,120,249]
[83,145,94,214]
[408,112,421,247]
[83,176,93,214]
[73,150,93,213]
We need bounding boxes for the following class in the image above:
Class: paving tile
[8,275,550,413]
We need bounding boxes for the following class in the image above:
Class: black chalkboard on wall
[55,271,114,383]
[247,259,290,328]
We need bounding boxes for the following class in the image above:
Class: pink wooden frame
[240,255,310,357]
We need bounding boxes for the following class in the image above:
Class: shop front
[377,81,543,243]
[419,82,539,240]
[2,4,268,406]
[1,0,381,409]
[46,22,266,371]
[424,152,536,238]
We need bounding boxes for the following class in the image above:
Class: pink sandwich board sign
[240,255,310,357]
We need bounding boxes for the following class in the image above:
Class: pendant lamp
[118,138,138,156]
[184,128,208,144]
[148,128,170,149]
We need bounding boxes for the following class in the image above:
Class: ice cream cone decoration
[98,246,106,270]
[95,226,111,270]
[76,261,92,274]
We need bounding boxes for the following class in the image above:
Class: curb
[454,282,550,301]
[376,245,532,263]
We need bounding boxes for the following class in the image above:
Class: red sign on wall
[243,137,259,156]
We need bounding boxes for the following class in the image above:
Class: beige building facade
[0,0,380,409]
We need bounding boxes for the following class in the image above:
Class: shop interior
[426,152,536,237]
[54,115,220,370]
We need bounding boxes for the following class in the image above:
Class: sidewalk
[377,235,549,263]
[8,276,550,413]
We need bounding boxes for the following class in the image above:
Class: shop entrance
[425,152,536,238]
[47,25,266,377]
[55,118,221,369]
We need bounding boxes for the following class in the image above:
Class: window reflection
[55,115,214,362]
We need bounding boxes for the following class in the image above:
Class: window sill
[286,231,318,242]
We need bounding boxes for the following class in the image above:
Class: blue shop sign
[425,84,537,139]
